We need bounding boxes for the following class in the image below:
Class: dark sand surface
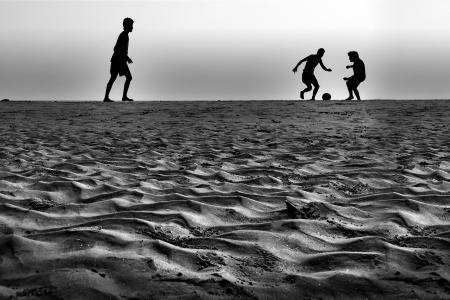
[0,100,449,299]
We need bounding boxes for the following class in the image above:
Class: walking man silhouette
[292,48,332,100]
[104,18,134,102]
[344,51,365,100]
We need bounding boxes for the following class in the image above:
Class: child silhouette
[344,51,365,101]
[104,18,134,102]
[292,48,332,100]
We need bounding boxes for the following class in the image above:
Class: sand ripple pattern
[0,100,449,299]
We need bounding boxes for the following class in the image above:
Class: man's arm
[346,64,354,69]
[319,60,332,72]
[292,57,306,73]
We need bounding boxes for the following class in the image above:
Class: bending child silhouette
[344,51,365,101]
[104,18,134,102]
[292,48,332,100]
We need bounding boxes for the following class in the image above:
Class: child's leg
[346,79,354,100]
[311,76,319,100]
[104,72,118,100]
[354,87,360,100]
[123,72,133,100]
[353,79,362,100]
[301,73,313,99]
[121,63,133,100]
[300,83,312,99]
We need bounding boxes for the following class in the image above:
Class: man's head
[317,48,325,57]
[123,18,134,32]
[348,51,359,62]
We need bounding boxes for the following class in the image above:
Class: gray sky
[1,0,450,100]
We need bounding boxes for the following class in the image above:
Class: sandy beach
[0,100,449,299]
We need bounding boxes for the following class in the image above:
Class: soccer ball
[322,93,331,101]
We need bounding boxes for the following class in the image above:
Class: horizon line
[2,99,450,102]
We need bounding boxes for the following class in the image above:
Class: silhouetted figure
[292,48,332,100]
[104,18,134,102]
[344,51,365,101]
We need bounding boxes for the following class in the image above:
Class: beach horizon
[3,98,450,102]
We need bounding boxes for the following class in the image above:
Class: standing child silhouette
[344,51,365,101]
[292,48,332,100]
[104,18,134,102]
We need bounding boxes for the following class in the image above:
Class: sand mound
[0,100,449,299]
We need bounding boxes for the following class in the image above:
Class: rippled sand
[0,100,449,299]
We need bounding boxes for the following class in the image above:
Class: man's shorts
[302,72,319,87]
[347,77,365,88]
[110,59,131,77]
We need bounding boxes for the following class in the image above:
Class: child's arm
[292,57,306,73]
[319,60,332,72]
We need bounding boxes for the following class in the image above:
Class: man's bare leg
[311,85,319,100]
[354,88,361,101]
[300,86,311,100]
[122,75,133,101]
[345,81,354,100]
[104,72,118,102]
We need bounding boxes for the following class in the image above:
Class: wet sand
[0,100,449,299]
